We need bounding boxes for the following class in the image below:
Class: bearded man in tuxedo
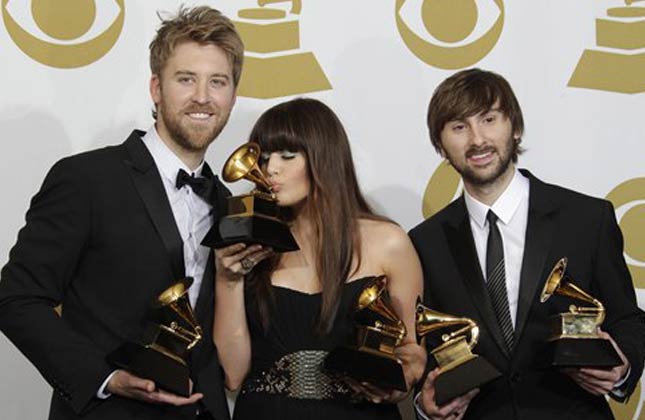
[0,6,243,420]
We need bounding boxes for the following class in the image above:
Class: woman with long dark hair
[213,98,424,419]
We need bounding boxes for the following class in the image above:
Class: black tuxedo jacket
[409,170,645,420]
[0,131,231,420]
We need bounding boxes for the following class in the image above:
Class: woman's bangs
[254,129,304,154]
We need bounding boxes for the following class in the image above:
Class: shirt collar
[464,169,530,229]
[141,126,205,187]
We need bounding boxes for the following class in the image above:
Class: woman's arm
[349,220,426,403]
[212,243,272,391]
[379,223,426,390]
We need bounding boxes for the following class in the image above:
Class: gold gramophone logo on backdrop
[422,161,462,218]
[606,177,645,420]
[233,0,331,98]
[395,0,505,69]
[2,0,124,68]
[569,0,645,94]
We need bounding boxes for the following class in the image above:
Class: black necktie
[175,169,212,200]
[486,210,514,350]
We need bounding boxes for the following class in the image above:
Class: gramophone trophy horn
[155,280,203,353]
[325,276,408,391]
[107,278,204,397]
[540,258,621,367]
[222,143,272,193]
[416,299,500,406]
[201,142,299,252]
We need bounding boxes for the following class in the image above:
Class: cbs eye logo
[606,177,645,290]
[422,161,461,218]
[2,0,124,68]
[395,0,504,69]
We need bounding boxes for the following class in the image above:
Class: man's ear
[150,74,161,105]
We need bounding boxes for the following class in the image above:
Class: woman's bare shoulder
[358,218,412,255]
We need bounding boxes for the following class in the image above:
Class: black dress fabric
[233,276,401,420]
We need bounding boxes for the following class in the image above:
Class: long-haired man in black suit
[410,68,645,420]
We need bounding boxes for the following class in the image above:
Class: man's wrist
[413,391,432,420]
[97,370,118,399]
[611,366,631,398]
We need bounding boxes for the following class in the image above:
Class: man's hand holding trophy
[416,299,500,407]
[540,257,630,396]
[540,257,623,368]
[106,278,204,397]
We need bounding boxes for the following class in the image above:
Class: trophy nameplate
[107,278,203,397]
[540,258,622,368]
[324,276,408,391]
[416,299,500,406]
[201,142,299,252]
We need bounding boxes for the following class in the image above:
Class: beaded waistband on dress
[241,350,351,400]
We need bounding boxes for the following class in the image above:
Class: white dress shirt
[415,171,529,419]
[463,169,530,328]
[97,127,214,398]
[141,127,213,308]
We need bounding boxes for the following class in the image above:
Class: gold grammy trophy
[233,0,331,98]
[201,142,299,252]
[416,299,500,406]
[325,276,408,391]
[107,278,203,397]
[569,0,645,93]
[540,258,622,367]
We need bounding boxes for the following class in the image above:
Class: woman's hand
[214,243,273,283]
[396,341,427,391]
[213,242,272,389]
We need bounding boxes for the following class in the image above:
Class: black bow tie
[175,169,212,199]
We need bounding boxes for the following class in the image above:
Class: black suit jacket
[0,131,231,420]
[409,170,645,420]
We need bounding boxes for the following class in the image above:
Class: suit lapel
[194,253,214,325]
[444,197,511,358]
[123,131,185,280]
[514,170,558,342]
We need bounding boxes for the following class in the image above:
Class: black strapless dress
[233,276,401,420]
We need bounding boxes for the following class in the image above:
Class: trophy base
[324,347,407,392]
[434,356,500,406]
[107,342,190,397]
[202,215,299,252]
[543,338,623,368]
[434,356,501,406]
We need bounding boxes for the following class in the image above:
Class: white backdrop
[1,1,644,419]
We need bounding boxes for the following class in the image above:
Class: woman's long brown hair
[247,98,385,334]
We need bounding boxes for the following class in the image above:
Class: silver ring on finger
[240,257,254,271]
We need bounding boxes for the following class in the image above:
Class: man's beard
[159,103,230,153]
[452,136,515,187]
